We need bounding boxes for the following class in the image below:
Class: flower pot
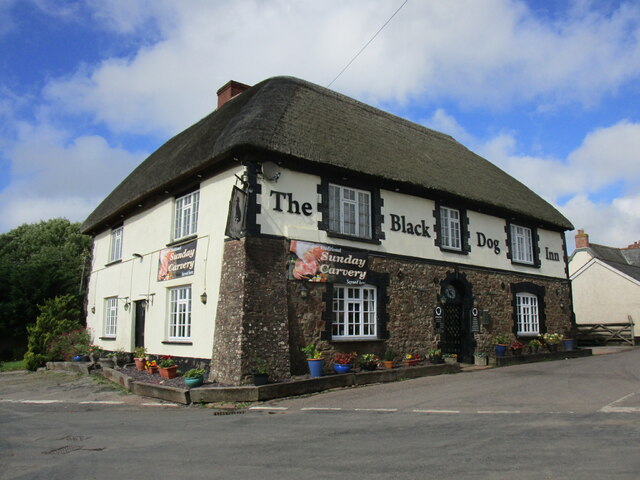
[547,344,558,353]
[383,360,394,369]
[333,363,351,374]
[562,338,575,351]
[361,363,377,371]
[72,355,86,362]
[510,348,523,356]
[252,373,269,386]
[474,355,488,366]
[184,376,203,388]
[307,358,324,378]
[146,366,158,374]
[529,346,539,354]
[444,357,457,364]
[159,365,177,379]
[494,344,507,357]
[403,359,419,367]
[430,355,444,364]
[134,357,147,371]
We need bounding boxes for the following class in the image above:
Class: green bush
[23,295,83,370]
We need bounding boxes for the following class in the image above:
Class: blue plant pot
[333,363,351,374]
[72,355,85,362]
[184,376,203,388]
[495,344,507,357]
[562,339,575,351]
[307,359,324,378]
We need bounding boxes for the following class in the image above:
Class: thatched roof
[82,76,573,234]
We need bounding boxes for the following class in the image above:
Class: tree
[0,218,92,360]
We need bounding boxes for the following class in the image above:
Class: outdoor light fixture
[124,301,131,311]
[300,284,309,299]
[200,292,208,304]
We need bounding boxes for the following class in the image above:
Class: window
[109,226,123,262]
[328,184,371,239]
[515,292,539,335]
[510,224,534,264]
[169,286,192,340]
[332,284,377,339]
[174,190,200,240]
[104,297,118,337]
[440,206,461,250]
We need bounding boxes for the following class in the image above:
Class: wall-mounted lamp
[132,253,143,259]
[200,292,208,304]
[300,284,309,299]
[91,306,95,314]
[124,301,131,311]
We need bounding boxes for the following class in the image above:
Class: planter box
[474,356,488,366]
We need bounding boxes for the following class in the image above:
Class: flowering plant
[334,352,357,365]
[528,339,542,347]
[494,333,510,345]
[159,355,175,368]
[405,354,422,361]
[88,345,104,358]
[510,341,525,350]
[542,333,563,345]
[145,360,157,369]
[358,353,379,365]
[428,349,442,358]
[443,353,457,358]
[134,346,147,359]
[301,344,323,359]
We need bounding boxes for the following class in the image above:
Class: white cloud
[39,0,640,136]
[0,120,146,231]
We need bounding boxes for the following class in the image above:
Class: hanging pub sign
[158,239,197,281]
[470,307,480,333]
[289,240,368,284]
[434,305,444,334]
[225,186,247,239]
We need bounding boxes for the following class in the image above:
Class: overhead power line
[327,0,409,88]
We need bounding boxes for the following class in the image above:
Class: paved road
[1,349,639,479]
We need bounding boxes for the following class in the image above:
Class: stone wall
[213,237,573,384]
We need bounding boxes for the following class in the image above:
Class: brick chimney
[575,229,589,249]
[217,80,251,108]
[626,240,640,249]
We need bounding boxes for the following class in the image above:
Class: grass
[0,360,26,372]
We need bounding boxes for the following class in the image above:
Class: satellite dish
[261,161,281,182]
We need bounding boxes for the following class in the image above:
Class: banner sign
[158,239,197,281]
[289,240,368,284]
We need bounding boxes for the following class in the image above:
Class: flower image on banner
[158,239,197,281]
[289,240,367,284]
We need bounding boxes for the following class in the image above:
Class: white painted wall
[257,167,568,278]
[86,167,242,358]
[571,259,640,328]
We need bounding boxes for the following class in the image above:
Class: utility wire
[327,0,409,88]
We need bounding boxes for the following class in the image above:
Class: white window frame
[174,191,200,240]
[109,226,123,262]
[332,284,377,340]
[328,184,371,239]
[104,297,118,337]
[510,224,534,264]
[440,206,461,250]
[516,292,539,336]
[168,285,192,341]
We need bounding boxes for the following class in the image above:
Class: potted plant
[383,348,395,369]
[251,358,269,386]
[301,344,324,378]
[510,341,525,356]
[562,332,576,351]
[542,332,563,352]
[134,346,147,371]
[428,348,444,364]
[183,368,206,388]
[494,333,510,357]
[443,353,458,364]
[528,338,542,354]
[158,355,177,379]
[98,352,115,369]
[473,351,488,366]
[145,359,158,374]
[403,353,421,367]
[107,348,128,368]
[333,352,357,373]
[358,353,379,371]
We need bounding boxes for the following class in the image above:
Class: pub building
[82,76,575,385]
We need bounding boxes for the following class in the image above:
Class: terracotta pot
[383,360,394,369]
[146,366,158,374]
[403,359,419,367]
[134,357,146,371]
[159,365,178,379]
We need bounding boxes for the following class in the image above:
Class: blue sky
[1,0,639,251]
